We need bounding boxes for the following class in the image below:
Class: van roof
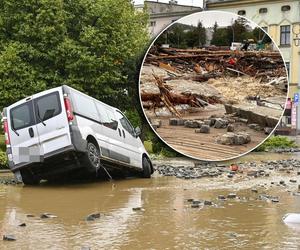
[4,86,62,110]
[63,85,118,112]
[4,85,120,113]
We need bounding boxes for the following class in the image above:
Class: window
[10,101,34,130]
[71,91,98,121]
[116,111,135,137]
[280,25,291,45]
[285,62,290,78]
[35,92,61,122]
[237,10,246,16]
[95,102,118,130]
[282,5,291,12]
[259,8,268,14]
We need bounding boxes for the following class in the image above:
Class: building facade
[206,0,300,135]
[135,1,202,38]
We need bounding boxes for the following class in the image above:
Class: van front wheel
[142,157,151,178]
[81,141,101,173]
[20,169,40,185]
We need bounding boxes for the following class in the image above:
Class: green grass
[144,140,178,158]
[256,135,298,152]
[144,140,153,154]
[0,134,8,169]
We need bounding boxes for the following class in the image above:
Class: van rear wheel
[20,169,40,185]
[142,157,151,178]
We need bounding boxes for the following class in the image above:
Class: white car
[230,42,242,51]
[2,85,153,184]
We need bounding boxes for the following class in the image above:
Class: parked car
[230,42,242,51]
[2,85,153,184]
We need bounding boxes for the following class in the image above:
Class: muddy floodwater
[1,153,300,249]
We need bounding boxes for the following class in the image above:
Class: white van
[2,85,153,184]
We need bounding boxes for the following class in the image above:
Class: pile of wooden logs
[145,47,287,81]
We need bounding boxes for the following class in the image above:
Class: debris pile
[141,47,287,116]
[146,47,287,81]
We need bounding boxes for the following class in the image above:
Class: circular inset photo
[139,11,288,161]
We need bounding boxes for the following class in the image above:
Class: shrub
[256,136,298,152]
[0,151,8,169]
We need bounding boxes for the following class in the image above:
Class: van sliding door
[33,88,72,157]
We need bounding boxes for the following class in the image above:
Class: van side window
[10,101,35,130]
[35,92,61,122]
[95,102,118,130]
[71,91,98,121]
[116,111,135,137]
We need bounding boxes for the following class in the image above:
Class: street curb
[0,169,11,173]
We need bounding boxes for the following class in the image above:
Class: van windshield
[10,101,35,130]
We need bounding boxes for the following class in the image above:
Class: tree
[228,17,251,43]
[185,22,206,48]
[0,0,149,109]
[211,27,230,46]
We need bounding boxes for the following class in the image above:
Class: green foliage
[256,136,298,152]
[0,134,7,169]
[124,109,141,128]
[185,21,206,48]
[0,151,8,169]
[211,27,230,46]
[0,134,8,169]
[0,0,149,109]
[150,134,178,157]
[211,18,269,46]
[143,140,153,153]
[0,134,5,151]
[252,27,272,43]
[159,147,177,157]
[228,17,251,43]
[156,22,206,49]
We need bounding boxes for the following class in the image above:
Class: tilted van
[2,85,153,184]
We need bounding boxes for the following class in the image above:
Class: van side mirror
[134,127,141,138]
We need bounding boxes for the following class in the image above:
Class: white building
[206,0,300,134]
[135,0,202,38]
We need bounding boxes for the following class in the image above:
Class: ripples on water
[0,155,300,249]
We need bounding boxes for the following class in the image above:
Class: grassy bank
[255,135,298,152]
[144,140,177,158]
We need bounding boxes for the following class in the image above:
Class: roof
[144,0,201,8]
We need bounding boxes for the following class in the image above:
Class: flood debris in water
[81,246,91,250]
[3,235,16,241]
[154,159,300,181]
[132,207,145,212]
[85,212,101,221]
[40,213,57,219]
[283,213,300,224]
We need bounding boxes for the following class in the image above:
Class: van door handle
[28,127,34,138]
[122,130,125,138]
[118,128,121,137]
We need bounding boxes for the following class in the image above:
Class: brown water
[1,154,300,249]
